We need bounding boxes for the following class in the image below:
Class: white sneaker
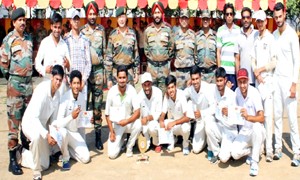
[182,147,189,155]
[249,161,259,176]
[126,149,133,158]
[167,144,174,151]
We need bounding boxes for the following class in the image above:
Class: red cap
[237,68,248,80]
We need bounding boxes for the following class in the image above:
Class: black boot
[8,149,23,175]
[95,129,103,150]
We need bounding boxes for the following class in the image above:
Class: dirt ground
[0,77,300,180]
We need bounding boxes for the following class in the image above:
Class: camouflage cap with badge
[202,10,211,18]
[180,9,190,18]
[116,6,127,17]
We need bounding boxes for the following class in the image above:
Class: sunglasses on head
[225,12,233,16]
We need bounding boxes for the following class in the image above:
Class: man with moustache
[105,7,139,88]
[0,8,33,176]
[272,2,300,166]
[35,12,70,97]
[144,1,173,94]
[80,1,106,150]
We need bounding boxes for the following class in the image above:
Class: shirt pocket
[11,44,22,61]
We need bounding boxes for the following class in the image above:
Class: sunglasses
[225,12,233,17]
[242,16,251,19]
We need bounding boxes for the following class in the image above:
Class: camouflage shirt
[81,24,106,66]
[173,28,197,68]
[196,29,217,68]
[144,22,173,62]
[0,30,33,77]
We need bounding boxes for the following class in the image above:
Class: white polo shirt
[138,86,162,121]
[162,89,189,120]
[105,84,139,120]
[273,23,300,83]
[235,85,263,130]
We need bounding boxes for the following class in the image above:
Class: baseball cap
[71,10,81,19]
[180,9,189,18]
[202,10,211,18]
[141,72,152,84]
[255,10,266,21]
[237,68,249,80]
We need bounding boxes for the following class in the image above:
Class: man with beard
[216,3,240,90]
[0,8,33,176]
[173,9,197,90]
[144,1,173,94]
[105,65,141,159]
[35,12,70,97]
[196,10,217,83]
[235,7,257,87]
[272,2,300,166]
[80,1,106,150]
[105,7,139,88]
[138,72,163,152]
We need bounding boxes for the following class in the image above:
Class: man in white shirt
[251,10,277,162]
[231,68,265,176]
[159,75,191,155]
[184,66,215,155]
[21,65,66,180]
[105,65,141,159]
[52,70,90,169]
[35,12,70,96]
[272,2,300,166]
[138,72,163,152]
[205,67,238,164]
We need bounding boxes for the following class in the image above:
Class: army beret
[152,1,164,14]
[85,1,99,15]
[11,8,25,21]
[116,7,126,17]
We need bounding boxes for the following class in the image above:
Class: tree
[286,0,300,32]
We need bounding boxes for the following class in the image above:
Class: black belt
[147,59,168,67]
[9,74,32,83]
[113,63,133,70]
[199,65,217,74]
[176,67,192,73]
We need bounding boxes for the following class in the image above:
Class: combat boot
[95,129,103,150]
[8,148,23,175]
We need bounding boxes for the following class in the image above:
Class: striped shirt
[217,24,240,74]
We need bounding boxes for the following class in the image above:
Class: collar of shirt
[68,30,84,39]
[240,25,254,37]
[199,28,214,37]
[12,29,27,40]
[224,23,239,31]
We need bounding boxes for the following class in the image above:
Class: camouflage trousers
[112,67,135,86]
[147,61,170,94]
[7,75,32,149]
[88,65,104,130]
[175,69,191,90]
[202,71,216,84]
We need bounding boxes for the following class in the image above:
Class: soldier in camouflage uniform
[144,1,173,94]
[81,1,105,150]
[105,7,139,88]
[0,8,33,175]
[173,9,197,90]
[196,10,217,83]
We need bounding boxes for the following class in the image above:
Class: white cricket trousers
[206,119,238,163]
[231,123,266,162]
[108,120,142,159]
[263,93,274,155]
[142,120,159,149]
[164,119,191,149]
[273,75,300,154]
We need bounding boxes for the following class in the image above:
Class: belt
[199,65,217,74]
[176,67,192,73]
[9,75,32,83]
[147,59,168,67]
[113,63,133,70]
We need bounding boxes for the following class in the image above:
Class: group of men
[0,0,299,179]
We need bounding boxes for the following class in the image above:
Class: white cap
[255,10,266,21]
[141,72,152,84]
[71,10,81,19]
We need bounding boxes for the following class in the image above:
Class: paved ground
[0,77,300,180]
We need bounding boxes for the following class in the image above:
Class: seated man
[159,75,192,155]
[205,67,238,164]
[231,68,265,176]
[21,65,67,180]
[52,70,90,169]
[184,66,215,155]
[138,72,163,152]
[105,65,142,159]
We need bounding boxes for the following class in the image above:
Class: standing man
[138,72,163,152]
[105,65,141,159]
[64,10,92,100]
[235,7,257,87]
[216,3,240,90]
[0,8,33,175]
[196,10,217,83]
[251,10,277,162]
[272,2,300,166]
[173,9,197,90]
[81,1,106,150]
[105,7,140,88]
[144,1,173,93]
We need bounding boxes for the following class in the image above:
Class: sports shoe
[183,147,190,155]
[246,156,252,165]
[291,154,300,167]
[273,149,282,160]
[249,161,259,176]
[207,150,213,161]
[154,146,162,153]
[167,144,174,151]
[126,148,133,158]
[62,161,71,170]
[33,171,42,180]
[210,156,219,164]
[266,153,273,162]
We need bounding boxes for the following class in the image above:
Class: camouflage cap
[180,9,189,18]
[202,10,211,18]
[11,8,25,21]
[116,7,126,17]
